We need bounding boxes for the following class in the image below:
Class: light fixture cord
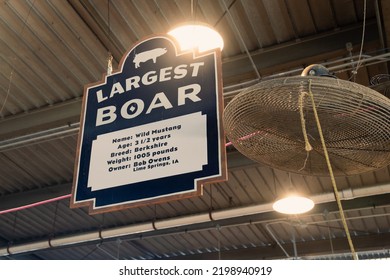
[1,0,36,117]
[217,225,222,260]
[307,79,358,260]
[221,0,261,80]
[191,0,194,20]
[352,0,367,82]
[106,0,113,75]
[0,71,13,117]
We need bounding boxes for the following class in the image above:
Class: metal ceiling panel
[0,0,389,260]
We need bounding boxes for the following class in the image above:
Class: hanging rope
[307,79,358,260]
[299,90,313,152]
[298,88,312,172]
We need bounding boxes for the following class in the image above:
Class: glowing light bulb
[168,24,224,52]
[273,195,314,215]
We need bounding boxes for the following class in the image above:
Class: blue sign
[71,35,227,214]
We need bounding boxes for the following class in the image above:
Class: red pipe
[0,194,71,215]
[0,143,235,215]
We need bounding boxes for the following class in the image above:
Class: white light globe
[168,24,224,52]
[273,195,314,215]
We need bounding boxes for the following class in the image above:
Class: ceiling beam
[0,99,81,141]
[376,0,390,74]
[167,231,390,260]
[0,22,379,141]
[222,20,379,83]
[9,219,390,260]
[122,193,390,244]
[379,0,390,49]
[67,0,124,61]
[0,151,255,212]
[2,189,390,258]
[1,141,387,214]
[0,183,71,212]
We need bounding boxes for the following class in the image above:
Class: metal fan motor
[223,72,390,176]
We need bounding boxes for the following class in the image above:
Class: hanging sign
[71,35,227,214]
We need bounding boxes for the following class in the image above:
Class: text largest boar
[94,62,206,127]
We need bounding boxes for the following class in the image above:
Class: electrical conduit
[0,183,389,257]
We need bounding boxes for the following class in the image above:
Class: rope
[298,89,312,172]
[307,79,358,260]
[299,90,313,152]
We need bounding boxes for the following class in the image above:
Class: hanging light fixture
[273,194,314,215]
[168,23,224,52]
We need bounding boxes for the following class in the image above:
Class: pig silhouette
[133,48,167,68]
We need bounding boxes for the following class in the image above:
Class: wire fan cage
[223,76,390,176]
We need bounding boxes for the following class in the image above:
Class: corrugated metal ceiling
[0,0,389,260]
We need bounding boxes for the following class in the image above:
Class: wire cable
[352,0,367,79]
[221,0,261,80]
[0,0,36,116]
